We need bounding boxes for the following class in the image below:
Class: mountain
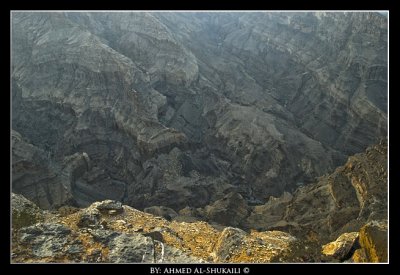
[11,137,387,263]
[11,12,387,211]
[245,139,387,242]
[11,11,388,262]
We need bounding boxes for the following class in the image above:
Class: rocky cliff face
[11,195,299,263]
[12,12,387,222]
[170,140,387,249]
[243,139,387,244]
[11,192,386,263]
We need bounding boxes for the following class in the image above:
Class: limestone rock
[282,140,387,241]
[126,147,234,210]
[213,227,247,261]
[156,11,387,199]
[12,130,74,209]
[204,192,249,227]
[351,248,368,263]
[10,12,388,262]
[245,192,292,231]
[77,208,101,228]
[62,152,91,182]
[12,193,44,230]
[95,200,124,214]
[11,199,298,263]
[161,244,205,263]
[108,233,154,263]
[144,229,165,242]
[89,229,119,244]
[356,220,388,262]
[18,223,78,259]
[321,232,359,261]
[213,227,297,262]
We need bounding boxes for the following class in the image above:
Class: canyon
[11,11,388,263]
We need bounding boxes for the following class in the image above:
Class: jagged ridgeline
[11,11,387,263]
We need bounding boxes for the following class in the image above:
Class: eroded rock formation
[211,139,387,246]
[11,197,298,263]
[12,12,387,211]
[11,11,388,263]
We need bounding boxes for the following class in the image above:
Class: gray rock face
[77,208,101,228]
[12,193,44,229]
[12,12,387,218]
[12,130,75,209]
[18,223,78,258]
[242,140,387,243]
[161,244,204,263]
[156,12,387,198]
[356,220,388,262]
[14,219,202,263]
[245,192,293,231]
[108,233,155,263]
[108,231,201,263]
[287,140,387,240]
[89,229,119,244]
[125,147,234,210]
[213,227,248,261]
[204,192,250,227]
[107,231,202,263]
[212,227,297,262]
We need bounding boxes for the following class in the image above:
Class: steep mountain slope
[244,139,387,243]
[12,12,387,216]
[12,147,387,264]
[12,139,387,263]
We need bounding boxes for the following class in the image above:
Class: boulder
[355,220,387,262]
[95,200,124,214]
[321,232,359,261]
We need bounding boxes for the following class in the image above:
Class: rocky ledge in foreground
[11,195,298,263]
[12,193,387,263]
